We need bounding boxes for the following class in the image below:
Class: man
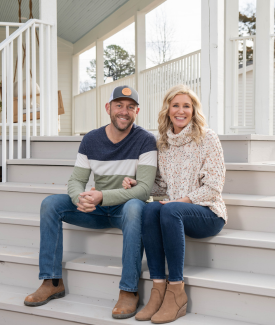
[24,85,157,319]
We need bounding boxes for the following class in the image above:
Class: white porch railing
[0,19,54,182]
[230,35,256,132]
[139,50,201,130]
[73,50,201,134]
[74,88,97,134]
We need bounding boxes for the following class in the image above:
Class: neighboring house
[0,1,275,325]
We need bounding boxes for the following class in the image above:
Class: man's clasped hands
[77,188,103,213]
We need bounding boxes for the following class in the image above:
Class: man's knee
[123,199,145,225]
[40,194,71,219]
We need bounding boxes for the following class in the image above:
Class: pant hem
[119,286,138,292]
[39,275,62,280]
[150,276,166,280]
[168,278,184,282]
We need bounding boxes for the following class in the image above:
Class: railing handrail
[0,19,53,51]
[75,87,97,98]
[140,50,201,74]
[0,22,24,27]
[230,35,256,41]
[98,74,136,89]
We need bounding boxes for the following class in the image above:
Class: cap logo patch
[122,87,132,96]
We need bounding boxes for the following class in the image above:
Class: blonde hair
[157,84,206,150]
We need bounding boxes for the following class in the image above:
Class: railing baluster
[233,40,239,127]
[8,41,13,159]
[31,24,37,136]
[39,23,44,136]
[2,48,7,182]
[26,27,31,158]
[46,24,51,136]
[243,39,247,127]
[17,33,23,159]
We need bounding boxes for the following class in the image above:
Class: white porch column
[40,0,58,135]
[72,55,79,135]
[255,0,274,135]
[201,0,225,134]
[96,39,104,128]
[135,11,146,126]
[224,0,239,134]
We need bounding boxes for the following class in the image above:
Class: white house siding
[57,37,73,135]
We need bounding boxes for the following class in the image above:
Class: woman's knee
[159,203,183,227]
[142,202,162,227]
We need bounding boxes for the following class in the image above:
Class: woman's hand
[159,196,192,205]
[122,177,137,189]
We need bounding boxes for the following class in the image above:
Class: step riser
[0,191,49,213]
[221,139,275,163]
[7,165,95,186]
[1,223,275,276]
[7,165,74,185]
[31,142,80,159]
[185,241,275,276]
[225,205,275,232]
[224,171,275,195]
[0,224,124,257]
[0,262,152,305]
[1,262,274,324]
[186,285,275,325]
[0,141,26,166]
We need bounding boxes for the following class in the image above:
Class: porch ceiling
[0,0,129,44]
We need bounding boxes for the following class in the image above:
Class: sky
[79,0,258,88]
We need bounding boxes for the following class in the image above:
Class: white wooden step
[31,137,81,159]
[1,211,275,249]
[0,246,275,324]
[1,211,275,275]
[218,134,275,163]
[1,244,275,298]
[224,162,275,195]
[0,283,255,325]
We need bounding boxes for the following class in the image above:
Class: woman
[122,85,227,324]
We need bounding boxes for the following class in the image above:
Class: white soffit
[57,0,129,43]
[0,0,129,44]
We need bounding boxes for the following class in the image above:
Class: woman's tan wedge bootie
[151,282,188,324]
[135,281,167,321]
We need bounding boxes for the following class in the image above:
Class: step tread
[7,159,275,171]
[1,211,275,248]
[1,244,275,297]
[1,211,275,247]
[7,158,75,166]
[0,283,254,325]
[1,182,275,207]
[226,161,275,171]
[30,136,83,141]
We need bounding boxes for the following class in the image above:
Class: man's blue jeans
[142,202,225,282]
[39,194,145,292]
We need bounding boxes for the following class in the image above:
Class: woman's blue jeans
[39,194,145,292]
[142,202,225,282]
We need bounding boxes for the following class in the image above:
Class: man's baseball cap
[109,85,139,105]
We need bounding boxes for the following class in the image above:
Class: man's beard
[110,109,135,131]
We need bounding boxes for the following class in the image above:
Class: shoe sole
[24,290,65,307]
[151,302,187,324]
[112,301,139,319]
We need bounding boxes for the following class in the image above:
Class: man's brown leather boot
[24,279,65,307]
[151,282,188,324]
[135,281,166,321]
[112,290,139,319]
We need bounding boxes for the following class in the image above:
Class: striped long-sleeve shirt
[67,124,157,206]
